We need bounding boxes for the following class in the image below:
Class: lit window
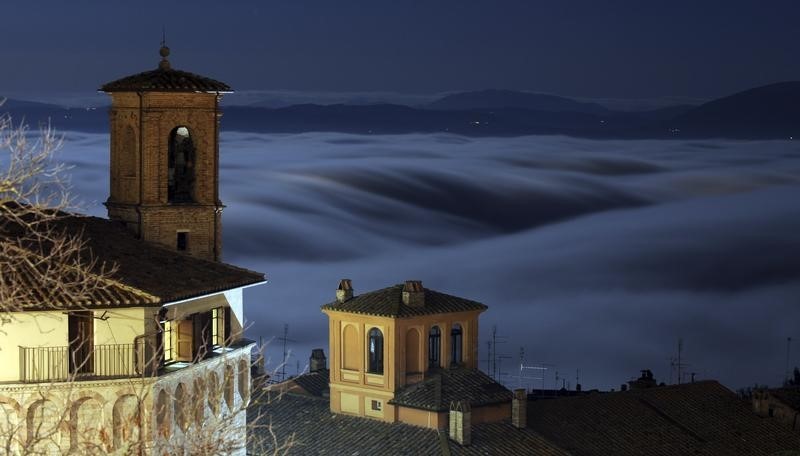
[211,307,226,346]
[368,328,383,375]
[163,320,174,362]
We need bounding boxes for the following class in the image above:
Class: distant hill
[0,97,106,132]
[426,89,610,114]
[671,82,800,138]
[2,83,798,139]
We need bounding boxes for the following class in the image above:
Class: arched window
[168,126,196,202]
[367,328,383,375]
[428,326,441,368]
[451,324,463,366]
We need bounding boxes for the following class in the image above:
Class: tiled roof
[249,392,443,455]
[450,421,570,456]
[769,387,800,410]
[290,368,330,397]
[389,367,513,412]
[3,243,159,310]
[527,380,800,456]
[100,68,231,92]
[248,392,567,455]
[321,284,487,318]
[1,213,264,309]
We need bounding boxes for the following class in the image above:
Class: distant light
[176,126,190,137]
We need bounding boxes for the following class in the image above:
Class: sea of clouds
[58,131,800,390]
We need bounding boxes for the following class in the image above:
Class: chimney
[402,280,425,307]
[336,279,353,303]
[512,388,527,429]
[449,400,471,446]
[310,349,327,373]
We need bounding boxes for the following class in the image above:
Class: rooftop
[527,380,800,456]
[389,367,513,412]
[248,392,566,456]
[321,283,487,318]
[100,46,231,93]
[766,386,800,410]
[1,212,264,310]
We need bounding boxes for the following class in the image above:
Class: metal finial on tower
[159,27,171,70]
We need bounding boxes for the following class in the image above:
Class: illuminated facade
[0,45,263,455]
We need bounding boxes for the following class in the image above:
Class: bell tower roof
[100,44,231,93]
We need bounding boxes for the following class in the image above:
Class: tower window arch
[429,326,441,368]
[367,328,384,375]
[168,126,196,202]
[451,323,463,366]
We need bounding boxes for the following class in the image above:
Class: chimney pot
[402,280,425,307]
[512,388,527,429]
[310,349,327,373]
[449,400,471,446]
[336,279,353,303]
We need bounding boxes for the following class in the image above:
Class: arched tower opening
[167,126,196,203]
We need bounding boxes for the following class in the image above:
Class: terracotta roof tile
[249,392,443,455]
[321,284,487,318]
[527,381,800,456]
[100,68,231,92]
[2,213,264,309]
[390,367,513,412]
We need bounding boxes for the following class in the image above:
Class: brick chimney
[449,400,471,446]
[310,349,327,372]
[512,388,527,429]
[402,280,425,307]
[336,279,353,303]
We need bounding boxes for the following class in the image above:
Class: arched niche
[113,394,140,452]
[342,324,359,371]
[405,328,422,374]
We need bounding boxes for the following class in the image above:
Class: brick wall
[106,91,223,261]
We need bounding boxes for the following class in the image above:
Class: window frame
[428,326,441,369]
[451,323,463,366]
[367,328,384,375]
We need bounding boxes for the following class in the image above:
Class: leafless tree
[0,106,293,455]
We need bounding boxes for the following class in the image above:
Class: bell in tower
[100,43,231,261]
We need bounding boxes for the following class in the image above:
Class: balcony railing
[19,343,142,383]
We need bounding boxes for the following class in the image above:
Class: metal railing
[19,343,141,383]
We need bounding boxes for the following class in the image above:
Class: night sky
[3,1,800,390]
[2,0,800,100]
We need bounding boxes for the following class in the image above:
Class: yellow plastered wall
[0,312,68,382]
[0,308,156,383]
[323,308,483,423]
[93,307,148,345]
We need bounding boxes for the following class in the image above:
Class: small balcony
[19,343,142,383]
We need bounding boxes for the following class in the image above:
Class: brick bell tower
[100,42,230,261]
